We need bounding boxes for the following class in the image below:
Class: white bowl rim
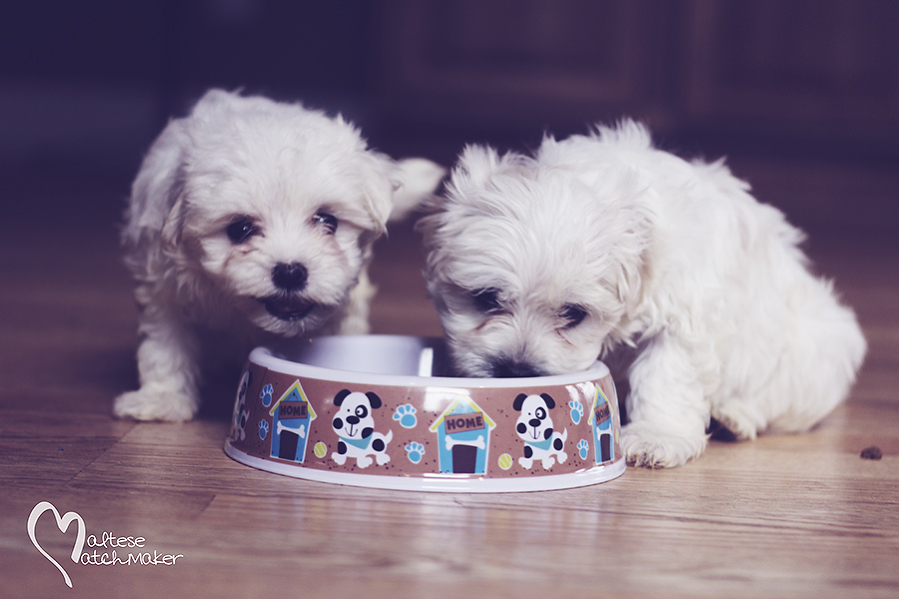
[224,441,626,493]
[250,334,610,388]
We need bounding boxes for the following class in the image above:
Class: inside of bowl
[283,335,455,377]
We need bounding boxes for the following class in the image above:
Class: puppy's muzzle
[259,262,315,321]
[489,357,542,378]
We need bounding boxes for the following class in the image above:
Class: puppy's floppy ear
[617,255,649,317]
[388,158,446,222]
[540,393,556,409]
[334,389,352,407]
[365,392,382,409]
[585,166,656,321]
[513,393,527,411]
[356,154,446,230]
[355,152,396,234]
[145,90,237,241]
[160,190,187,251]
[613,193,655,316]
[123,116,189,261]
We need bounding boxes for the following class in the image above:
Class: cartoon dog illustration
[331,389,393,468]
[513,393,568,469]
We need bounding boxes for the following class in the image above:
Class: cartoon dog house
[587,383,615,464]
[269,380,317,463]
[429,395,496,474]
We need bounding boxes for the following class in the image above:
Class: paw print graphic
[569,400,584,425]
[393,403,418,429]
[259,419,269,440]
[260,384,274,408]
[405,442,425,464]
[577,439,590,460]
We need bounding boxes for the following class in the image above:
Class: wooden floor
[1,166,897,599]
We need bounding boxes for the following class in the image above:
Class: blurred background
[2,0,898,231]
[0,0,896,419]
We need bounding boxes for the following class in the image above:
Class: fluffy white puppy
[116,89,444,422]
[419,120,866,467]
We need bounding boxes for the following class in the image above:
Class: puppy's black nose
[491,358,541,378]
[272,262,308,291]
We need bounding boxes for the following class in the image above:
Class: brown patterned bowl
[224,335,624,492]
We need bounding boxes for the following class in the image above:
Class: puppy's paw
[620,422,707,468]
[114,387,198,422]
[711,402,760,441]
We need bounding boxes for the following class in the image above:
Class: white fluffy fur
[116,89,444,422]
[419,120,866,468]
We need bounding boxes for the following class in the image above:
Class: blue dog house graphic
[587,383,614,464]
[269,380,317,463]
[429,395,496,474]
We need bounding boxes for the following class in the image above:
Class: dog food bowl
[224,335,624,492]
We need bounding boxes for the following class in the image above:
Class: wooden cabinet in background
[685,0,899,141]
[376,0,675,132]
[376,0,899,144]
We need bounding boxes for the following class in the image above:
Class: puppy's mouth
[258,295,316,321]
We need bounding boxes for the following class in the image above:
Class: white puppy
[116,89,444,422]
[419,120,866,467]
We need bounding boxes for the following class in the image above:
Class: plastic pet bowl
[224,335,624,492]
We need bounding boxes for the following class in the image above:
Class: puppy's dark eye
[354,405,368,419]
[226,216,259,244]
[471,288,502,313]
[535,407,547,420]
[560,303,588,328]
[313,211,338,234]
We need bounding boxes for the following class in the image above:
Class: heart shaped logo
[27,501,85,588]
